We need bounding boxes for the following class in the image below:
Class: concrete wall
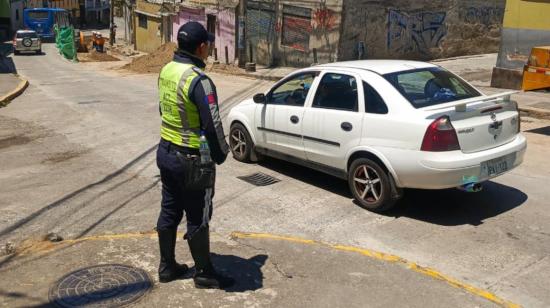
[496,0,550,70]
[339,0,505,61]
[172,4,237,64]
[246,0,342,67]
[135,0,162,53]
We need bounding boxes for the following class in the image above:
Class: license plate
[480,153,515,178]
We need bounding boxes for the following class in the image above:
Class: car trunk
[422,92,520,153]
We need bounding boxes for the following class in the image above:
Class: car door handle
[290,115,300,124]
[341,122,353,132]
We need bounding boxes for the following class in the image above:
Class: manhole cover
[49,264,152,308]
[238,172,280,186]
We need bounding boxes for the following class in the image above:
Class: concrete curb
[208,68,282,82]
[0,75,29,108]
[519,106,550,120]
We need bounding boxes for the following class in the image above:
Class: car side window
[313,73,358,112]
[269,73,316,106]
[363,82,388,114]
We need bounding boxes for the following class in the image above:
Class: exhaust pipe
[458,182,483,193]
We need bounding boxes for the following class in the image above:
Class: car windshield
[383,67,481,108]
[27,11,49,20]
[17,32,38,39]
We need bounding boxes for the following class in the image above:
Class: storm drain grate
[238,172,281,187]
[49,264,152,308]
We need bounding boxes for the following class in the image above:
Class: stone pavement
[0,231,513,308]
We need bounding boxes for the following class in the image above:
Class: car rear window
[383,67,481,108]
[16,32,39,39]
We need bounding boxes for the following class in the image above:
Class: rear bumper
[15,46,41,52]
[386,134,527,189]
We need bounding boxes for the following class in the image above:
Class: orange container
[522,46,550,91]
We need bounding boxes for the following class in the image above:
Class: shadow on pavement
[0,144,158,238]
[211,253,267,292]
[258,157,352,198]
[526,125,550,136]
[0,289,44,304]
[383,181,527,226]
[256,157,526,226]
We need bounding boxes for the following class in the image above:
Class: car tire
[229,123,254,163]
[348,158,396,213]
[36,49,41,55]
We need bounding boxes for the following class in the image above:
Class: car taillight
[421,116,460,152]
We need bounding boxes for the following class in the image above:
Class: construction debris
[78,50,120,62]
[121,42,177,74]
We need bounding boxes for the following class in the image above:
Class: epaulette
[192,66,206,77]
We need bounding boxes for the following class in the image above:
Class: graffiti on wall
[312,8,336,32]
[311,6,337,61]
[460,7,504,27]
[387,9,447,55]
[281,5,312,52]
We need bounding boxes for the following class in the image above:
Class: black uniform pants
[156,139,213,235]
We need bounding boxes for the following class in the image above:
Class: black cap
[177,21,215,48]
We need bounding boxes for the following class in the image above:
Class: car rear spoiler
[421,91,519,112]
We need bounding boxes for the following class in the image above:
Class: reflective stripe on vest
[159,62,201,148]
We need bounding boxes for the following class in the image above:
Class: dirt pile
[122,42,177,74]
[78,50,120,62]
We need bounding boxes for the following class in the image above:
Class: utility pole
[237,0,246,68]
[109,0,115,46]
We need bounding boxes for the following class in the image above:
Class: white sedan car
[227,60,527,212]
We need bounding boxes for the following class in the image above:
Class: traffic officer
[156,21,233,289]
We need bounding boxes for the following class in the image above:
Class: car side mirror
[253,93,267,104]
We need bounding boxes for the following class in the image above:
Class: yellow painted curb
[231,231,521,308]
[0,76,29,107]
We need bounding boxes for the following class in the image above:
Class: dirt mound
[78,50,120,62]
[122,42,177,74]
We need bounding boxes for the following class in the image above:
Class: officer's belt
[159,138,200,155]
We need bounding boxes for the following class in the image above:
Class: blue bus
[23,8,70,39]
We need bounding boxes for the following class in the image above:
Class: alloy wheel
[353,165,383,204]
[230,129,247,157]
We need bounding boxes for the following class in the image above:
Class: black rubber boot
[158,229,189,283]
[187,227,234,289]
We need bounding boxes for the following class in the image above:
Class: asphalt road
[1,44,550,307]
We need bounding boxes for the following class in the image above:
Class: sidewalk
[0,231,513,307]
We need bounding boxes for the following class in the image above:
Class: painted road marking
[231,232,521,308]
[9,230,521,308]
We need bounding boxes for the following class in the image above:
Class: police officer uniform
[156,21,233,289]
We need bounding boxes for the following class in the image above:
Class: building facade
[134,0,173,53]
[243,0,342,67]
[170,0,237,64]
